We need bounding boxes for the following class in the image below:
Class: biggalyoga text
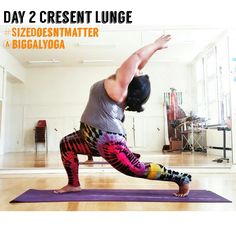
[11,39,65,49]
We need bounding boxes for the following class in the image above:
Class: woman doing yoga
[55,34,192,197]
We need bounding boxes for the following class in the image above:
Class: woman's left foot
[85,159,94,164]
[174,183,190,197]
[54,184,82,194]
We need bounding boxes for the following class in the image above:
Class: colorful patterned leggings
[60,123,191,187]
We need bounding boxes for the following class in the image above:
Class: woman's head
[125,74,151,112]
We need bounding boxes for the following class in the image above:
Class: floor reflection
[0,151,232,169]
[34,153,48,168]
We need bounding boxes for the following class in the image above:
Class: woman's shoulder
[104,74,127,104]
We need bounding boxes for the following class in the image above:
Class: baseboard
[0,165,235,175]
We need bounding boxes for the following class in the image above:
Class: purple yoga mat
[10,189,231,203]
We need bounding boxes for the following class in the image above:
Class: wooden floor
[0,171,236,211]
[0,151,235,211]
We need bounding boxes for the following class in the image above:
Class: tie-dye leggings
[60,122,191,187]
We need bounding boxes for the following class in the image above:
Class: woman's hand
[154,34,171,50]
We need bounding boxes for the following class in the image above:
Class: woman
[55,34,192,197]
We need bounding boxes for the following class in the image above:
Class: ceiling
[0,26,226,67]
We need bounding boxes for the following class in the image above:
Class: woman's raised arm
[105,34,171,103]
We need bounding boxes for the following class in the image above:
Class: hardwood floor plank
[1,172,235,211]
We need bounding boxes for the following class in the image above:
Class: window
[194,58,206,117]
[205,48,219,125]
[193,36,230,126]
[216,37,231,123]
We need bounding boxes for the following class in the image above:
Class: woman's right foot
[173,183,190,197]
[54,184,82,194]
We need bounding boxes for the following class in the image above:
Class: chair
[34,120,48,153]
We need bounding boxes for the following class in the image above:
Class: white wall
[4,78,24,152]
[0,46,25,83]
[0,46,26,154]
[4,78,13,152]
[5,62,191,152]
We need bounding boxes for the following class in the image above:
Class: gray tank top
[80,80,126,135]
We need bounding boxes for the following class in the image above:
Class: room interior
[0,25,235,171]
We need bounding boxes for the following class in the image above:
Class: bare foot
[174,183,190,197]
[84,159,94,164]
[54,184,82,194]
